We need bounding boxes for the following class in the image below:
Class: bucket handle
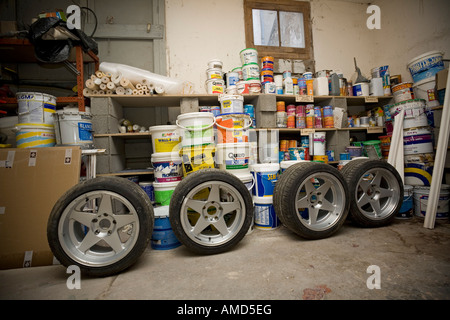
[215,117,253,131]
[176,118,216,131]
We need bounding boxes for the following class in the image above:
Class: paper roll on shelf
[120,78,136,90]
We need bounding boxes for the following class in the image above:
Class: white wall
[165,0,450,93]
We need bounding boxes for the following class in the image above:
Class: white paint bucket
[240,48,258,65]
[207,59,223,69]
[226,72,240,87]
[216,142,250,174]
[242,63,260,80]
[253,196,280,230]
[389,99,427,129]
[149,125,180,153]
[53,107,94,149]
[353,82,369,96]
[280,160,306,172]
[219,94,244,114]
[16,92,56,125]
[206,67,223,80]
[14,123,56,148]
[403,127,433,155]
[313,132,326,155]
[412,77,440,108]
[251,163,279,197]
[205,79,224,94]
[151,152,183,183]
[407,51,444,83]
[176,112,215,147]
[392,82,414,103]
[413,185,450,219]
[215,113,251,144]
[369,77,384,96]
[153,181,180,206]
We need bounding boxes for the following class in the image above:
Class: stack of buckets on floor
[405,50,449,220]
[148,124,183,250]
[15,92,57,148]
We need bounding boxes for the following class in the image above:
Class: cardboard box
[436,69,448,106]
[0,147,81,270]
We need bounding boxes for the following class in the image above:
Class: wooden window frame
[244,0,313,61]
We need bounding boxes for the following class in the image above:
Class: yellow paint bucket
[180,144,215,177]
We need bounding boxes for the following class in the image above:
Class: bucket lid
[250,163,280,172]
[151,152,181,162]
[153,180,180,188]
[391,99,426,107]
[177,112,214,121]
[253,196,273,204]
[407,51,444,67]
[240,48,257,54]
[149,125,178,132]
[280,160,306,169]
[218,94,244,101]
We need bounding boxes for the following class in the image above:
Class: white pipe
[424,70,450,229]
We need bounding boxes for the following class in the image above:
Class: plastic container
[180,144,216,176]
[253,196,280,230]
[389,99,427,129]
[219,94,244,114]
[176,112,215,147]
[215,113,251,144]
[151,152,183,182]
[240,48,258,65]
[53,107,94,149]
[16,92,56,125]
[153,181,180,206]
[14,123,56,148]
[407,51,445,83]
[412,77,440,108]
[149,125,180,153]
[216,142,250,174]
[413,185,449,219]
[251,163,280,197]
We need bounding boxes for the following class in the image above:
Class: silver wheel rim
[294,172,346,231]
[58,191,140,267]
[180,181,246,246]
[355,168,400,220]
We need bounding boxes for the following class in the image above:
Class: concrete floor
[0,217,449,301]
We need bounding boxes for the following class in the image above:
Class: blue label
[253,171,278,197]
[78,122,93,141]
[254,203,280,228]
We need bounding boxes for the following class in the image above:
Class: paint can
[392,82,414,103]
[139,181,155,204]
[219,94,244,114]
[413,185,449,219]
[369,77,384,96]
[151,213,182,250]
[253,196,280,230]
[153,181,180,206]
[52,107,94,149]
[404,153,434,186]
[389,99,428,129]
[240,48,258,65]
[207,59,223,69]
[205,79,225,94]
[353,82,369,96]
[16,92,56,125]
[176,112,215,147]
[396,185,414,219]
[236,80,250,94]
[378,135,391,159]
[14,123,56,148]
[313,132,326,155]
[149,125,181,153]
[151,152,183,183]
[215,113,252,144]
[403,127,433,155]
[288,147,305,160]
[306,104,314,128]
[276,111,287,128]
[248,78,261,93]
[407,51,444,83]
[251,163,279,197]
[179,144,216,177]
[345,146,363,158]
[412,77,440,108]
[242,63,260,80]
[226,72,240,87]
[206,68,223,80]
[362,140,382,159]
[216,142,250,174]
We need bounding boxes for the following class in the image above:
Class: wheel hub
[203,201,222,222]
[92,213,117,236]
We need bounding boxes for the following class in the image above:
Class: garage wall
[165,0,450,93]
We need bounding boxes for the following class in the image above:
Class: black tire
[169,168,253,255]
[47,176,154,277]
[273,162,350,239]
[340,159,404,227]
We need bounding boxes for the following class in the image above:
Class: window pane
[279,11,305,48]
[252,9,279,46]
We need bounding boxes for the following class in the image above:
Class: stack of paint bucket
[312,131,327,163]
[250,163,281,230]
[215,95,253,192]
[148,124,183,250]
[286,104,296,128]
[244,103,256,128]
[177,112,216,177]
[261,56,276,94]
[15,92,57,148]
[296,105,306,128]
[239,48,261,94]
[276,101,287,128]
[205,59,225,94]
[305,104,314,128]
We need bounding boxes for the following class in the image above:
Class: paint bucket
[236,80,250,94]
[53,107,94,149]
[337,160,351,170]
[139,181,155,204]
[362,140,382,159]
[288,147,306,160]
[369,77,384,96]
[153,181,180,206]
[313,132,326,155]
[340,152,351,160]
[14,123,56,148]
[253,196,280,230]
[240,48,258,65]
[251,163,279,197]
[149,125,181,153]
[407,51,444,83]
[413,185,450,219]
[206,67,223,80]
[151,213,182,250]
[345,146,363,158]
[396,185,414,219]
[353,82,369,96]
[207,59,223,69]
[392,82,414,103]
[151,152,183,182]
[226,72,240,87]
[389,99,427,129]
[215,113,251,143]
[313,155,328,163]
[176,112,215,147]
[216,142,250,174]
[219,94,244,114]
[233,170,255,194]
[412,77,440,108]
[16,92,56,125]
[378,135,391,159]
[248,78,261,93]
[242,63,260,80]
[280,160,305,172]
[403,127,433,155]
[180,144,215,177]
[404,153,434,186]
[205,79,225,94]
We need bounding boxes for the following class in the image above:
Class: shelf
[97,169,154,177]
[94,132,151,138]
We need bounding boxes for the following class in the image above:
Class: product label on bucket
[254,204,279,229]
[78,122,93,141]
[225,151,249,169]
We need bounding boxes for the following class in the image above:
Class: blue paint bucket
[251,163,279,197]
[151,214,182,250]
[253,196,280,229]
[139,181,155,204]
[396,185,414,219]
